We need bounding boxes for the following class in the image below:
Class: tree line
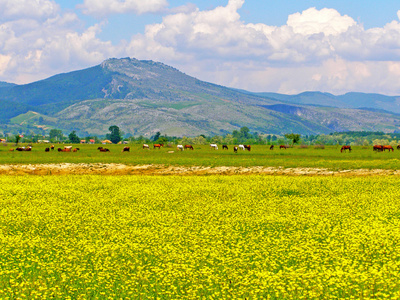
[3,127,400,146]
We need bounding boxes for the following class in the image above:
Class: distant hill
[254,91,400,114]
[1,58,400,136]
[0,81,16,88]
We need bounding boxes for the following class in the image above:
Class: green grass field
[1,175,400,299]
[1,143,400,170]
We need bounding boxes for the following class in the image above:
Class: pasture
[1,175,400,299]
[1,143,400,170]
[2,143,400,299]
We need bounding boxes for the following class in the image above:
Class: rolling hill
[1,57,400,137]
[254,91,400,114]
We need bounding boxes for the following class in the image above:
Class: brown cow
[154,144,163,149]
[270,145,274,150]
[373,145,383,152]
[233,146,238,153]
[340,146,352,152]
[184,145,194,150]
[16,146,32,151]
[50,145,55,150]
[383,145,394,152]
[122,146,130,152]
[45,148,50,152]
[72,148,79,152]
[99,148,110,152]
[244,145,251,151]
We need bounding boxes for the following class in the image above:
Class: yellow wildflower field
[0,175,400,299]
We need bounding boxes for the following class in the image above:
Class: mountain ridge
[1,58,400,136]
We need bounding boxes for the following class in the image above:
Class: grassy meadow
[1,143,400,170]
[1,175,400,299]
[2,143,400,299]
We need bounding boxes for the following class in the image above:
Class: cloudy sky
[2,0,400,95]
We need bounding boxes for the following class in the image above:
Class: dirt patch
[0,163,399,176]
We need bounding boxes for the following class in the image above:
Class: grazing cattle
[58,148,70,152]
[99,148,110,152]
[233,146,238,153]
[64,146,73,150]
[184,144,194,150]
[340,146,352,152]
[270,145,274,150]
[397,145,400,150]
[373,145,384,152]
[97,147,104,150]
[177,145,184,151]
[238,144,245,151]
[50,145,55,150]
[280,145,287,149]
[154,144,163,149]
[122,146,130,152]
[383,145,394,152]
[222,145,228,150]
[143,144,149,150]
[16,146,32,151]
[244,145,251,151]
[210,144,218,150]
[9,149,14,151]
[45,148,50,152]
[72,148,79,152]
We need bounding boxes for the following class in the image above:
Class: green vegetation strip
[1,144,400,170]
[1,175,400,299]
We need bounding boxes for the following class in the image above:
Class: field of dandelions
[1,175,400,299]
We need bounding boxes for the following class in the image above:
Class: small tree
[240,126,250,139]
[108,125,122,144]
[152,131,161,142]
[49,129,63,142]
[68,131,80,143]
[284,133,301,146]
[15,134,21,146]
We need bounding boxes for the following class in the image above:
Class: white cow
[177,145,184,151]
[143,144,149,149]
[210,144,218,150]
[238,144,245,150]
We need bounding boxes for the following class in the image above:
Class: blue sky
[2,0,400,95]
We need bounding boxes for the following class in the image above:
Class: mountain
[0,81,16,88]
[2,57,400,136]
[254,91,400,114]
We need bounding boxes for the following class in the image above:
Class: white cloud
[3,0,400,95]
[0,54,11,76]
[287,7,356,36]
[0,0,60,21]
[123,3,400,94]
[79,0,168,17]
[0,4,120,83]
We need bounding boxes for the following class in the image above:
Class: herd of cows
[141,143,251,152]
[7,143,400,153]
